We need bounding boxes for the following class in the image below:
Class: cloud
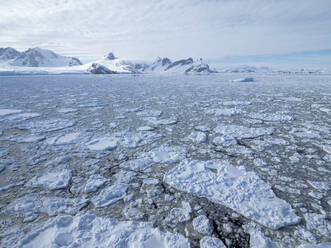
[0,0,330,61]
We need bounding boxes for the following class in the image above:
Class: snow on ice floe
[212,136,237,147]
[248,112,295,122]
[206,108,245,116]
[6,112,40,121]
[230,77,254,82]
[304,213,330,238]
[57,108,77,114]
[144,117,178,126]
[137,126,155,131]
[114,170,137,183]
[91,183,128,207]
[9,134,45,143]
[222,101,252,106]
[1,212,190,248]
[120,145,187,171]
[46,132,90,145]
[86,137,118,151]
[17,119,76,133]
[192,215,213,235]
[27,166,72,190]
[0,109,22,116]
[84,174,108,193]
[137,109,163,117]
[298,243,331,248]
[188,131,207,143]
[5,194,88,220]
[164,159,301,229]
[87,131,162,151]
[214,125,274,139]
[164,201,192,227]
[200,236,226,248]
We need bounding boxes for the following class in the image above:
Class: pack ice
[1,212,190,248]
[164,159,301,229]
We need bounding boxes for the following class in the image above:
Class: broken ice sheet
[120,145,187,171]
[17,119,76,133]
[164,159,301,229]
[0,212,190,248]
[27,165,72,190]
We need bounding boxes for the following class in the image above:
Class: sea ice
[248,112,294,122]
[144,117,178,126]
[57,108,77,114]
[0,109,21,116]
[7,112,40,121]
[164,159,301,229]
[86,137,118,151]
[1,212,191,248]
[193,215,213,235]
[121,145,187,171]
[27,166,72,190]
[114,170,136,183]
[188,131,207,143]
[137,109,163,117]
[213,136,237,146]
[304,213,330,237]
[5,194,87,218]
[214,125,274,139]
[91,183,128,207]
[206,108,245,116]
[230,77,254,82]
[200,236,226,248]
[17,119,76,133]
[46,132,83,145]
[84,174,108,193]
[0,164,5,173]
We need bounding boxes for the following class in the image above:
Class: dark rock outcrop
[166,58,193,70]
[88,63,118,74]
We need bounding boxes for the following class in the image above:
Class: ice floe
[1,212,190,248]
[46,132,88,145]
[57,108,77,114]
[17,119,76,133]
[248,112,295,122]
[200,236,226,248]
[91,183,128,207]
[86,137,118,151]
[193,215,213,235]
[206,108,245,116]
[27,166,72,190]
[188,131,207,143]
[0,109,21,116]
[5,194,87,220]
[84,174,108,193]
[164,159,301,229]
[230,77,254,82]
[137,109,163,117]
[214,125,274,139]
[121,145,187,171]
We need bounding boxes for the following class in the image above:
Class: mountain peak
[105,52,117,60]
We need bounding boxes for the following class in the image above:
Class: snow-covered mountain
[0,47,82,67]
[85,53,149,74]
[0,47,21,61]
[87,53,217,74]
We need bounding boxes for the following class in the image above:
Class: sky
[0,0,330,64]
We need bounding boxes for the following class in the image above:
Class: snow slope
[0,47,82,67]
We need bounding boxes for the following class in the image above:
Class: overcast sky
[0,0,330,62]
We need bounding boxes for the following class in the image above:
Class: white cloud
[0,0,330,60]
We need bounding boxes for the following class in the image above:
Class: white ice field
[0,74,330,248]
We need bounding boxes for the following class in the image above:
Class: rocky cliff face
[87,63,118,74]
